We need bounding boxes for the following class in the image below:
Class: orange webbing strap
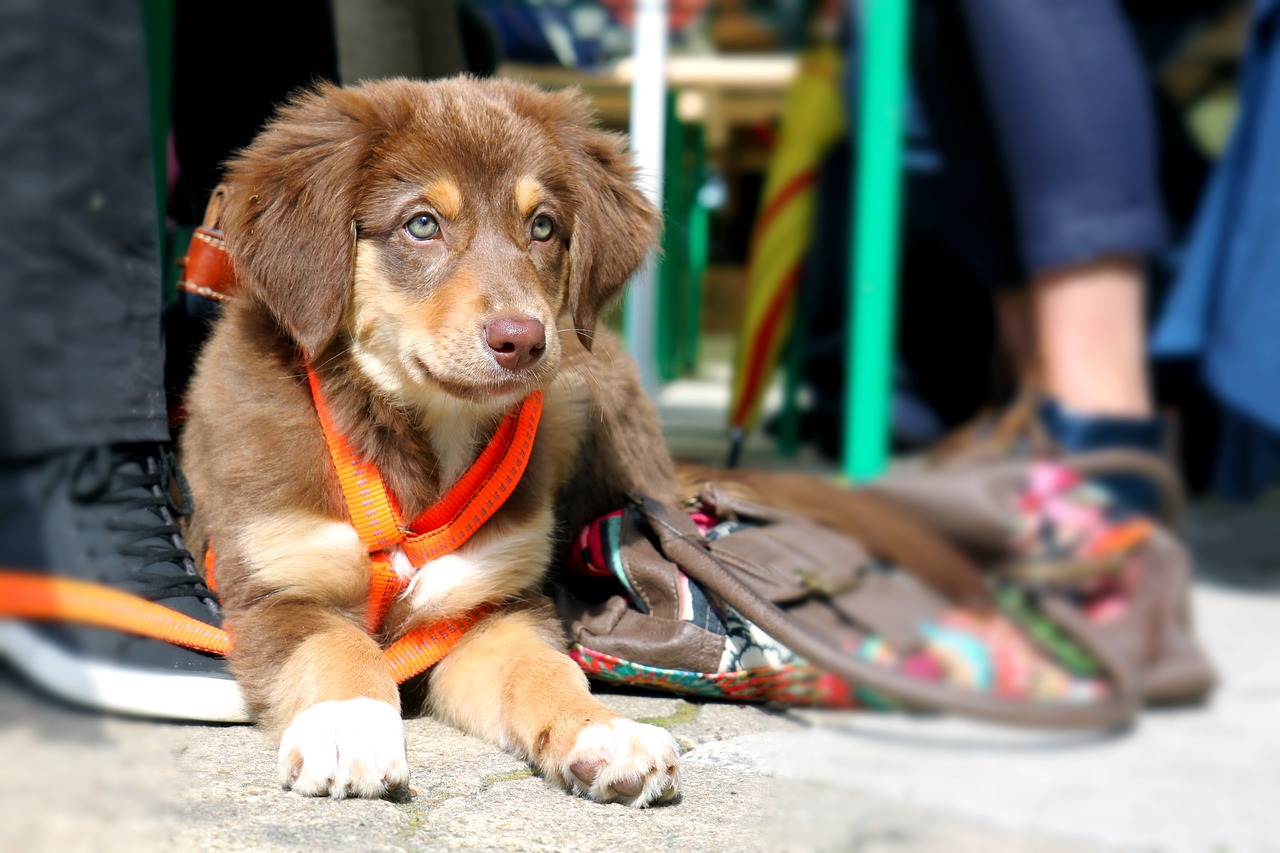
[0,570,231,655]
[400,391,543,564]
[305,364,544,568]
[0,569,486,685]
[306,368,405,553]
[383,603,495,683]
[207,541,404,639]
[364,553,404,634]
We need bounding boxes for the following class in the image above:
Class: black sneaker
[0,442,249,722]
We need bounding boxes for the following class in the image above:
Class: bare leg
[1033,255,1153,418]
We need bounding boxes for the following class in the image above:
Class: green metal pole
[845,0,911,482]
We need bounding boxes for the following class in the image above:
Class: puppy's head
[220,76,657,407]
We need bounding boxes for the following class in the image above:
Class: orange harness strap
[306,368,544,559]
[383,602,496,683]
[305,367,543,633]
[305,368,404,553]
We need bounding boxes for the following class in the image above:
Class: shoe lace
[70,443,215,605]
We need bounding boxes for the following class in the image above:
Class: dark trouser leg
[0,2,250,723]
[0,0,168,459]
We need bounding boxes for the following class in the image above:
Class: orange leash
[0,571,232,655]
[0,567,494,685]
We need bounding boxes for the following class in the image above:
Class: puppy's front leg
[217,513,409,799]
[228,602,407,799]
[427,607,681,807]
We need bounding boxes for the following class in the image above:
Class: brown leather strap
[633,493,1142,730]
[678,466,995,609]
[177,184,237,302]
[1064,449,1186,529]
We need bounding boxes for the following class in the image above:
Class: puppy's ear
[220,83,387,358]
[555,94,660,350]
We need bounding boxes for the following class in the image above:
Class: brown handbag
[557,461,1216,730]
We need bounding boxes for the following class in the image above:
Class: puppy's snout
[485,315,546,371]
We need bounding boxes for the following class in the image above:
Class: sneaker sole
[0,621,252,723]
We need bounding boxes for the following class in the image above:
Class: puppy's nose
[485,315,546,371]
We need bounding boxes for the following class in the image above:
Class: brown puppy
[180,77,681,805]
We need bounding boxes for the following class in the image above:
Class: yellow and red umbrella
[729,42,846,437]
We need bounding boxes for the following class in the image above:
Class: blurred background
[159,0,1272,500]
[452,0,1258,494]
[3,3,1278,851]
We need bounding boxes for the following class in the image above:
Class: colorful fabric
[1009,461,1154,625]
[570,646,858,708]
[1012,462,1154,574]
[718,603,796,673]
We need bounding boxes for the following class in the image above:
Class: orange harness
[304,369,542,629]
[293,367,543,680]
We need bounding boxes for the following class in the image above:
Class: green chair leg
[845,0,912,482]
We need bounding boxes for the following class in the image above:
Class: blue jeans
[957,0,1167,274]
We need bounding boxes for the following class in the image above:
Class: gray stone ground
[1,377,1276,852]
[1,505,1275,853]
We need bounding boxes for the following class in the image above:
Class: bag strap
[692,477,995,610]
[631,493,1143,730]
[1064,449,1186,529]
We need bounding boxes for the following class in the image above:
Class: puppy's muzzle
[486,315,546,372]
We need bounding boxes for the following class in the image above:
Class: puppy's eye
[530,214,554,242]
[406,214,440,241]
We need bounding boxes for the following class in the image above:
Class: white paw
[560,719,682,807]
[277,698,409,799]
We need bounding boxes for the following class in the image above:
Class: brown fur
[181,77,677,802]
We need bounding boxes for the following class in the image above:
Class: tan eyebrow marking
[514,176,545,218]
[426,178,463,220]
